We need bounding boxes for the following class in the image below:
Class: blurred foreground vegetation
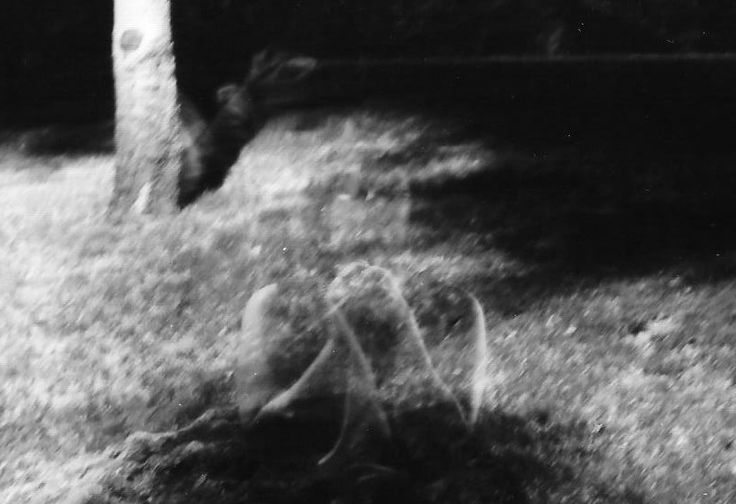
[2,102,736,502]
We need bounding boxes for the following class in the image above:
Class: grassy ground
[2,104,736,503]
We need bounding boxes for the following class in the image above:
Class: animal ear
[247,49,269,77]
[270,56,317,83]
[246,49,316,87]
[215,83,240,104]
[246,48,278,83]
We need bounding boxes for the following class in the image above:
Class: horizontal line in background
[320,53,736,67]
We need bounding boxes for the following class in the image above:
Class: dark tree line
[2,0,736,125]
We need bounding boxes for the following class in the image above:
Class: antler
[247,49,317,88]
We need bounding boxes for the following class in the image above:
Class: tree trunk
[109,0,182,218]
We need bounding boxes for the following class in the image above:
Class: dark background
[1,0,735,128]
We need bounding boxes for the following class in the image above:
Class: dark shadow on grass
[410,154,736,271]
[88,401,645,504]
[286,97,736,318]
[372,92,736,288]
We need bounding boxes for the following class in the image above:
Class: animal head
[178,49,316,207]
[214,49,317,122]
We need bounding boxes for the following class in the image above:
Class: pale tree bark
[109,0,182,218]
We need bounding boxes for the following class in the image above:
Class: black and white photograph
[2,1,736,502]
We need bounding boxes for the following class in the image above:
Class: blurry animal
[178,49,317,207]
